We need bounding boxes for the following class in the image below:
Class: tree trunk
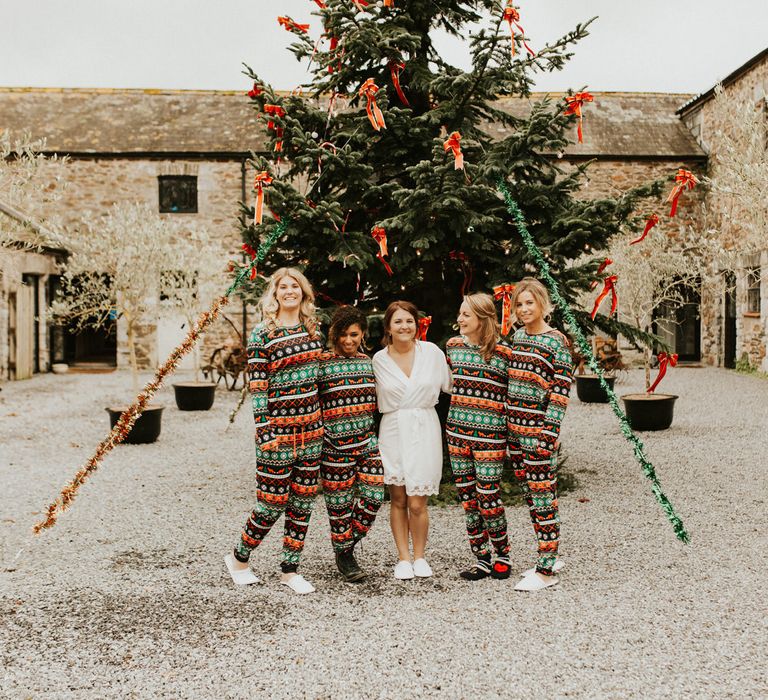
[193,336,201,383]
[642,323,651,391]
[127,318,139,395]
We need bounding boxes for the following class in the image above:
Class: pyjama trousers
[508,435,559,576]
[448,437,509,558]
[235,435,322,571]
[320,440,385,552]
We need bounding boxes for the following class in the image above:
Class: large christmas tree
[241,1,661,341]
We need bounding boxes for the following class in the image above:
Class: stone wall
[569,157,708,365]
[51,157,253,370]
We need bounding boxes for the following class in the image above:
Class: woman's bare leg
[408,495,429,560]
[389,485,411,560]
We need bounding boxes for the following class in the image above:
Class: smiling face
[457,301,481,341]
[275,275,303,313]
[336,323,364,357]
[515,290,544,328]
[387,308,417,344]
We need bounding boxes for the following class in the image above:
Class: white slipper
[521,558,565,578]
[413,558,433,578]
[514,571,559,592]
[394,560,414,580]
[224,554,260,586]
[281,574,316,595]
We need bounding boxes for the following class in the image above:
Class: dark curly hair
[328,305,369,353]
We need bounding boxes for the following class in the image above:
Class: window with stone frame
[746,266,761,314]
[158,175,198,213]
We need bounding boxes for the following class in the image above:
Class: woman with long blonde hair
[224,267,325,594]
[507,277,573,592]
[445,293,514,580]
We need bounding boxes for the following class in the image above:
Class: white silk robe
[373,341,452,496]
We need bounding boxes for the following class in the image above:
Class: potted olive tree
[51,203,178,443]
[572,335,625,403]
[160,229,229,410]
[607,228,703,430]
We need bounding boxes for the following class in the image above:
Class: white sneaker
[520,558,565,578]
[514,571,559,592]
[224,554,260,586]
[280,573,316,594]
[394,560,414,580]
[412,558,433,578]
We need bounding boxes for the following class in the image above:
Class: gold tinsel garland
[33,218,289,534]
[33,296,229,533]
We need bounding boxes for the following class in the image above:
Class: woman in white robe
[373,301,452,580]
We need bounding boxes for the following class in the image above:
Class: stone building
[0,88,265,380]
[0,50,765,378]
[677,48,768,370]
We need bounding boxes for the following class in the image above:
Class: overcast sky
[2,1,767,95]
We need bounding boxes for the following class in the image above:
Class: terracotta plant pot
[106,405,164,444]
[172,382,216,411]
[574,374,616,403]
[621,393,678,431]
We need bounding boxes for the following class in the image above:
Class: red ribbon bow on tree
[247,83,262,99]
[263,104,286,152]
[241,243,259,280]
[389,60,410,107]
[418,316,432,340]
[666,169,699,218]
[313,0,327,8]
[590,258,613,290]
[444,131,464,170]
[359,79,386,131]
[277,16,310,33]
[493,283,516,336]
[564,92,594,144]
[502,3,536,58]
[449,250,473,296]
[253,171,273,227]
[648,352,678,393]
[371,226,393,275]
[631,214,660,245]
[590,274,619,320]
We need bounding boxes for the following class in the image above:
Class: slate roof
[0,87,704,159]
[676,47,768,116]
[494,92,704,158]
[0,88,266,155]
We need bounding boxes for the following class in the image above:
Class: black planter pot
[575,374,616,403]
[172,382,216,411]
[621,393,678,431]
[106,405,164,444]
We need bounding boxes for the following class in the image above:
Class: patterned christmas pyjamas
[317,351,385,552]
[445,336,513,561]
[234,321,324,573]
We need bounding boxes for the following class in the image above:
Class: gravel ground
[1,367,767,699]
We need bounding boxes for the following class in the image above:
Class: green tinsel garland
[497,180,690,544]
[226,218,289,297]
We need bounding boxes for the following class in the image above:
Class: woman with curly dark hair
[317,306,385,582]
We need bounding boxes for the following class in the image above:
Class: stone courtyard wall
[680,56,768,369]
[52,157,255,370]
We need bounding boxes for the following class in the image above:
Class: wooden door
[723,272,737,368]
[12,285,35,379]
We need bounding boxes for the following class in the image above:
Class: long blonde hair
[259,267,318,338]
[511,277,554,322]
[463,293,500,362]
